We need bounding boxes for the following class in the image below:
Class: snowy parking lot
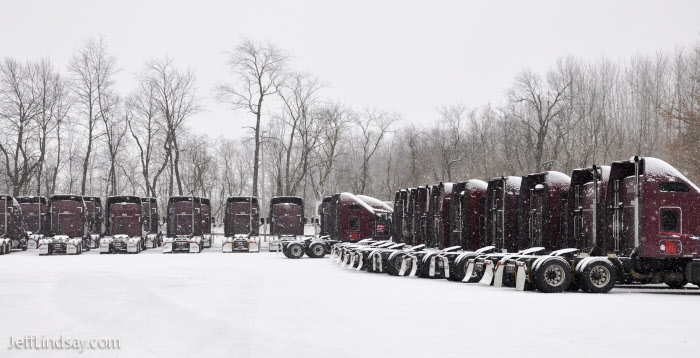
[1,247,699,358]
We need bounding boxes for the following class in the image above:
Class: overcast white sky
[1,0,699,138]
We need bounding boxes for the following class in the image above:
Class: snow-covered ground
[1,245,699,358]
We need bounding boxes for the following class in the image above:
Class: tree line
[1,36,699,219]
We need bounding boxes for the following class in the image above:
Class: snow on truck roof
[542,171,571,186]
[642,157,700,192]
[271,196,303,206]
[465,179,488,191]
[107,196,141,205]
[339,192,375,213]
[356,194,393,212]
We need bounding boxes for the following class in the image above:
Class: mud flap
[515,263,527,291]
[493,263,505,288]
[38,242,49,255]
[348,254,356,269]
[409,257,418,277]
[462,260,475,282]
[162,242,172,253]
[443,257,450,278]
[399,257,408,276]
[479,260,494,285]
[355,254,363,271]
[249,238,259,253]
[428,256,436,277]
[222,241,232,253]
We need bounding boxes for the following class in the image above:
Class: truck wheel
[282,244,293,258]
[387,254,404,276]
[665,278,688,289]
[287,243,304,259]
[534,258,571,293]
[578,260,616,294]
[306,243,326,258]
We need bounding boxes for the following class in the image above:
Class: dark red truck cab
[200,198,213,248]
[83,196,103,248]
[222,196,260,252]
[39,195,90,255]
[17,196,48,249]
[1,195,28,254]
[140,197,161,248]
[162,196,204,253]
[101,196,146,254]
[506,158,700,293]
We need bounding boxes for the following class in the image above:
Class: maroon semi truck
[405,188,417,245]
[319,196,331,236]
[39,195,90,255]
[413,186,430,246]
[162,196,204,253]
[356,194,393,240]
[451,179,488,250]
[269,196,305,251]
[1,195,28,254]
[392,191,405,243]
[516,171,572,252]
[17,196,49,249]
[428,182,453,249]
[100,196,146,254]
[140,197,162,248]
[222,196,260,252]
[486,157,700,293]
[270,196,305,235]
[83,196,104,248]
[566,165,611,255]
[201,198,213,248]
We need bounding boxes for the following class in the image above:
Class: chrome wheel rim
[589,265,611,288]
[544,264,565,287]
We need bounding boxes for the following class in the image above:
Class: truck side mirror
[266,218,270,224]
[260,218,265,225]
[303,218,308,224]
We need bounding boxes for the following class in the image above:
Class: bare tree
[32,59,70,195]
[0,58,41,196]
[309,101,352,198]
[143,57,200,196]
[508,68,571,172]
[68,36,118,195]
[216,38,288,196]
[127,78,162,197]
[275,72,325,195]
[355,108,400,194]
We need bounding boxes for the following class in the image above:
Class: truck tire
[387,254,405,276]
[578,260,616,294]
[282,244,293,258]
[534,258,572,293]
[306,243,326,258]
[664,278,688,289]
[287,243,305,259]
